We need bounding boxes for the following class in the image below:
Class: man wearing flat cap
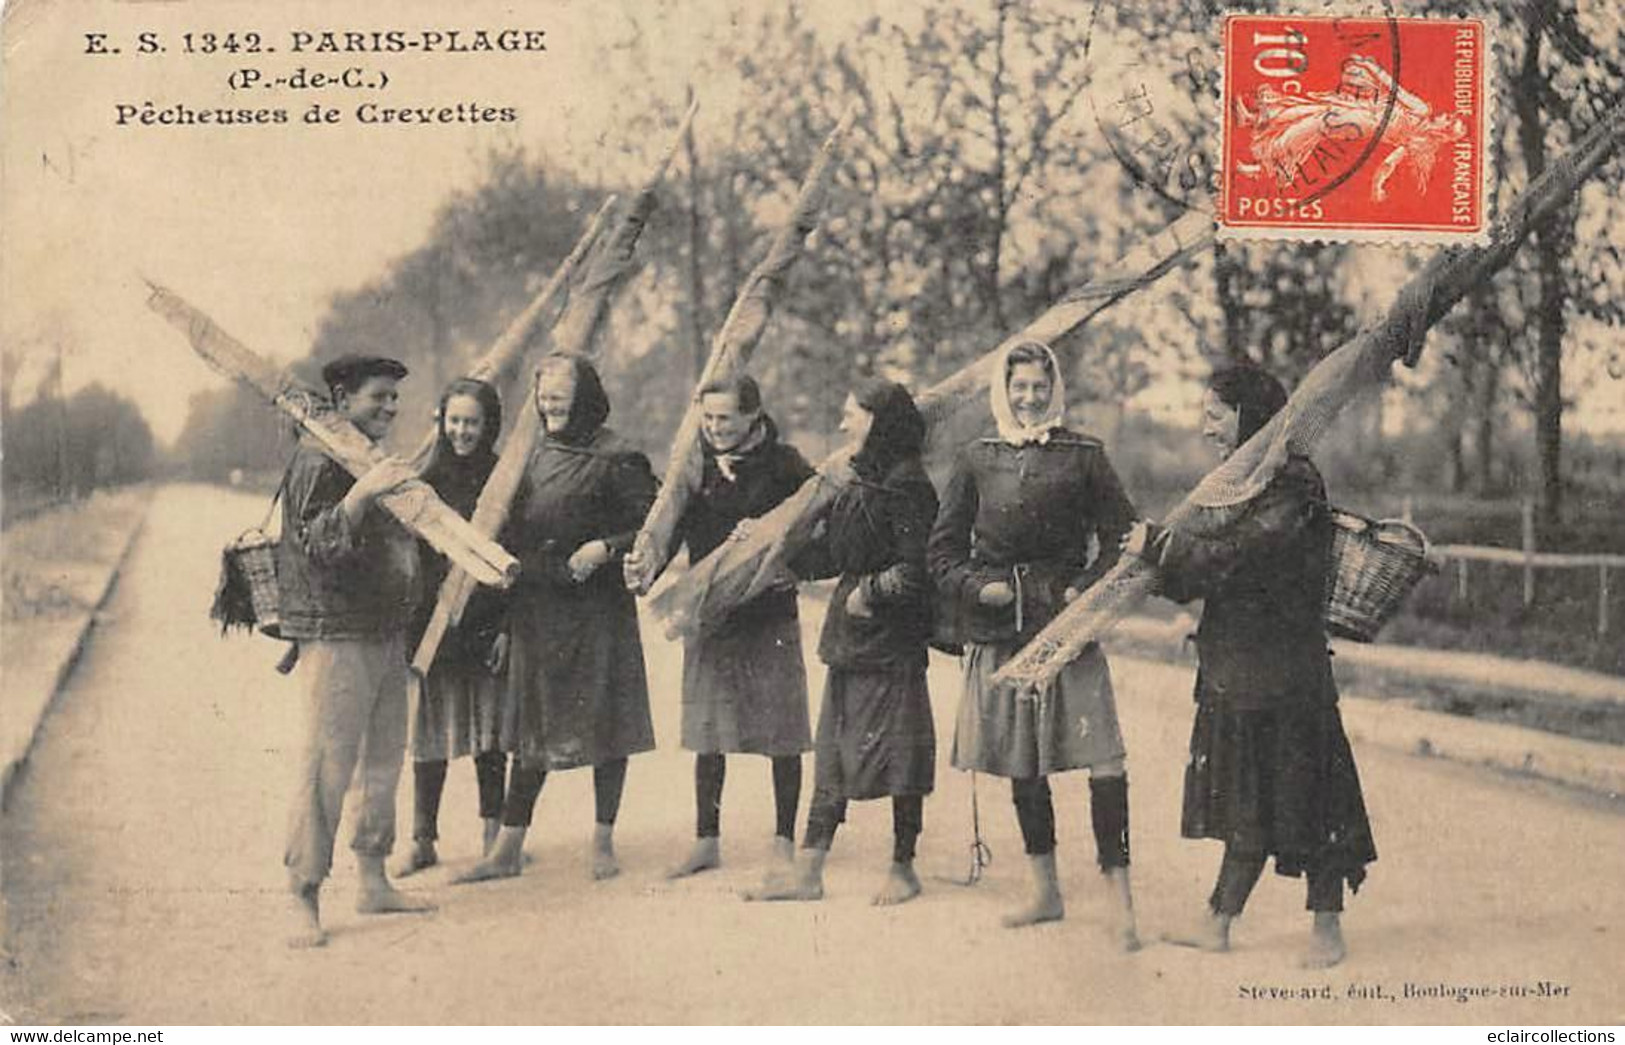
[277,353,432,947]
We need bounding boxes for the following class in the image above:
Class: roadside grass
[1,488,151,622]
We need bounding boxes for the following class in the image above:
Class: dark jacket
[800,457,940,671]
[276,442,421,641]
[500,363,660,767]
[1150,454,1337,710]
[929,430,1137,646]
[407,442,503,669]
[672,415,815,627]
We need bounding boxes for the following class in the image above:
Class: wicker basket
[227,529,284,639]
[1325,509,1431,643]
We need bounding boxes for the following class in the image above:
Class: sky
[2,0,1621,447]
[0,0,882,444]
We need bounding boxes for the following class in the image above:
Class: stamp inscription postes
[1220,14,1488,242]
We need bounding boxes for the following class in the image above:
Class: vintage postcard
[1,0,1621,1030]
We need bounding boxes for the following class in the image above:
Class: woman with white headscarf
[928,340,1142,947]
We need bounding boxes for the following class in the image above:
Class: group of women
[394,342,1375,969]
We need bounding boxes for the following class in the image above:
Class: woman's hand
[568,539,612,583]
[728,518,755,543]
[486,633,510,675]
[845,585,874,619]
[1120,521,1151,559]
[978,581,1016,607]
[622,545,650,594]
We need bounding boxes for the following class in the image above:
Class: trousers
[284,636,409,890]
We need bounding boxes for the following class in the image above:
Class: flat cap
[320,354,409,389]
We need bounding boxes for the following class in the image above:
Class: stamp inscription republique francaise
[1220,14,1488,242]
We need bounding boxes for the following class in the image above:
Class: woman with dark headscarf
[455,353,658,884]
[928,339,1142,946]
[1124,362,1376,969]
[394,377,512,876]
[747,379,939,906]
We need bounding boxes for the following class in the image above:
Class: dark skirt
[1182,697,1377,892]
[952,640,1124,778]
[681,610,811,756]
[812,665,935,801]
[410,665,514,762]
[505,591,655,771]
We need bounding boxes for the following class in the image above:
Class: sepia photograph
[0,0,1621,1028]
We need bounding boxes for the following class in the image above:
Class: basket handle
[1372,517,1432,560]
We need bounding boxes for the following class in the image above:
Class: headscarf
[535,353,611,446]
[708,413,772,483]
[989,339,1067,447]
[850,378,926,482]
[1208,362,1289,447]
[420,377,501,517]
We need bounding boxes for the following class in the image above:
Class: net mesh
[993,101,1625,691]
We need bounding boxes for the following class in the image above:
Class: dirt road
[3,485,1620,1024]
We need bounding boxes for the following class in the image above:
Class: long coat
[501,426,658,770]
[1151,454,1376,887]
[798,454,940,799]
[929,429,1137,777]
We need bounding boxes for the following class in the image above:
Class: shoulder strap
[258,451,298,536]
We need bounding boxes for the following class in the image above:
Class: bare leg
[1164,847,1259,952]
[1090,770,1140,951]
[1300,871,1348,967]
[393,760,446,877]
[1003,852,1065,928]
[1103,866,1143,952]
[481,818,501,857]
[287,883,327,949]
[1008,778,1063,927]
[874,795,923,905]
[591,823,620,881]
[669,754,724,878]
[355,854,436,914]
[592,760,626,880]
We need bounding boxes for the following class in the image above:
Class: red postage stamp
[1219,14,1489,242]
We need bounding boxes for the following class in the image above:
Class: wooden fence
[1408,498,1624,637]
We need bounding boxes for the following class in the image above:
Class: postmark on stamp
[1219,14,1489,243]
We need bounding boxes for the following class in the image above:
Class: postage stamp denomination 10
[1220,14,1489,243]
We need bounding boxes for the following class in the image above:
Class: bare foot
[452,851,521,884]
[1104,867,1142,952]
[287,885,327,950]
[1111,922,1144,953]
[743,874,824,902]
[1299,914,1347,969]
[592,827,620,881]
[772,835,795,869]
[872,862,922,906]
[1002,891,1065,929]
[454,826,525,884]
[666,837,721,879]
[356,885,436,915]
[1162,910,1232,952]
[390,839,438,879]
